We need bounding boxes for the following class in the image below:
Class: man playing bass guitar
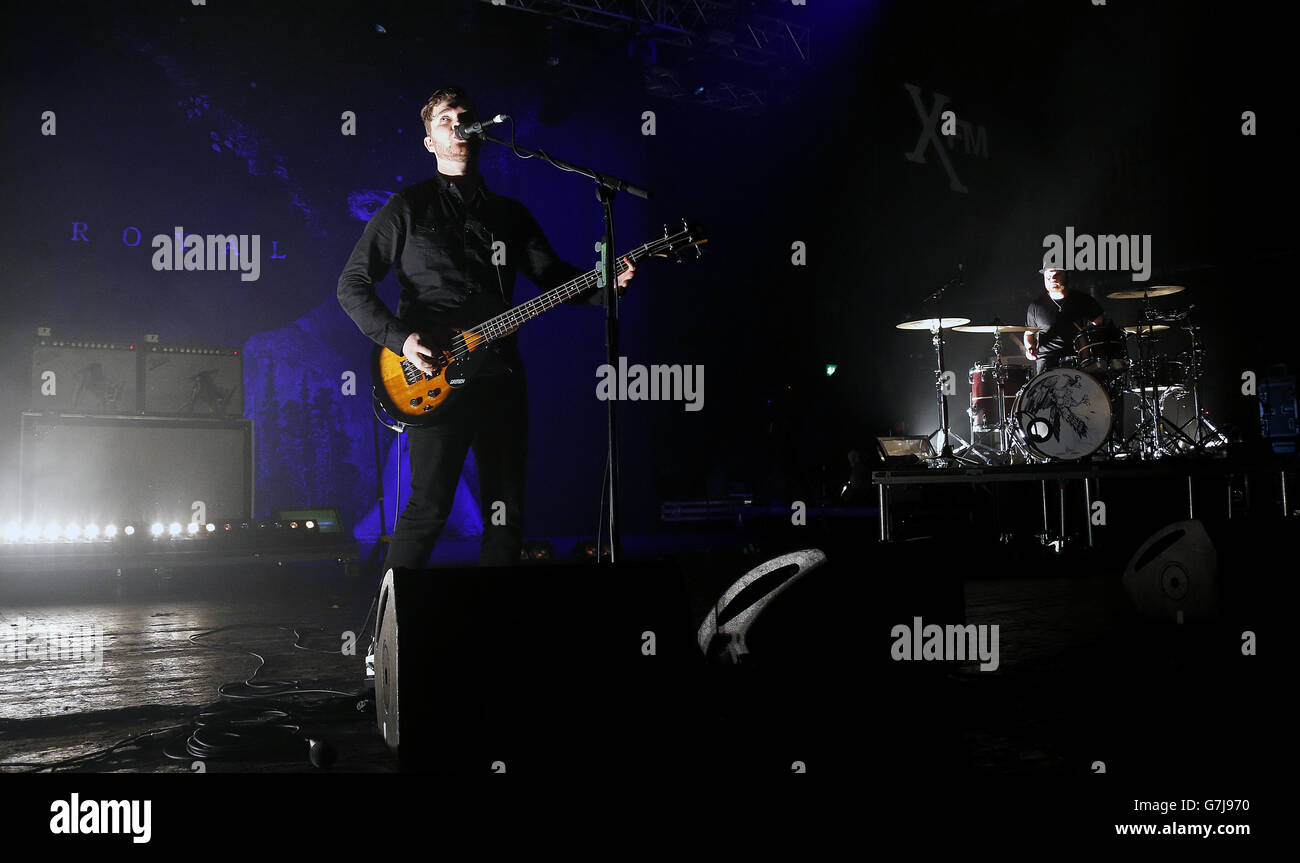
[337,85,636,570]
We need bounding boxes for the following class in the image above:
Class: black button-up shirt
[337,171,598,372]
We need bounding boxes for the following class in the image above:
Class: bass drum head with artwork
[1012,368,1113,460]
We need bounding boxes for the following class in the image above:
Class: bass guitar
[371,220,706,427]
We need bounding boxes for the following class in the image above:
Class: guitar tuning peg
[662,224,669,238]
[694,245,703,259]
[681,218,688,232]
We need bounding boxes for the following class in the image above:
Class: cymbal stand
[1123,302,1172,460]
[1178,322,1231,451]
[1125,312,1200,458]
[931,323,983,463]
[991,327,1011,457]
[923,274,982,465]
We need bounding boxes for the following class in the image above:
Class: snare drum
[1072,324,1129,375]
[1012,367,1113,460]
[968,362,1031,432]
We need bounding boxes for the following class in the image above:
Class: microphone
[453,114,508,141]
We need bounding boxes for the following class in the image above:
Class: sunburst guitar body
[371,328,490,424]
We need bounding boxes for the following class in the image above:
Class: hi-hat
[1107,285,1186,299]
[896,317,971,330]
[1122,324,1171,334]
[953,324,1040,333]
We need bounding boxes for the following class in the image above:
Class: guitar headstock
[650,219,708,262]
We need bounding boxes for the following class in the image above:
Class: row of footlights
[2,519,316,544]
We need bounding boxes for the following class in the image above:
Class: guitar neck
[469,248,645,344]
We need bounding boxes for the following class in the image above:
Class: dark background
[0,0,1293,541]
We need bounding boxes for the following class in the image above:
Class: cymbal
[1107,285,1186,299]
[953,324,1040,333]
[1122,324,1171,334]
[896,317,971,330]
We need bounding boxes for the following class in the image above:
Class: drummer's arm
[1024,330,1038,359]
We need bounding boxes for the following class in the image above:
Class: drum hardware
[953,320,1042,463]
[896,315,978,463]
[891,283,1230,466]
[1113,289,1180,459]
[1072,322,1130,377]
[1176,317,1231,451]
[896,288,984,463]
[1117,302,1229,458]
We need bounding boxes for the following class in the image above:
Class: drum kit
[897,284,1231,465]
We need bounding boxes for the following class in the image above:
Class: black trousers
[383,370,528,571]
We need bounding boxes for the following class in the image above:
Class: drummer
[1023,267,1104,374]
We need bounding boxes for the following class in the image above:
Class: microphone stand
[479,130,652,564]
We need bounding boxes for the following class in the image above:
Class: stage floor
[0,528,1276,777]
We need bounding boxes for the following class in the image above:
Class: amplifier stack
[19,334,251,526]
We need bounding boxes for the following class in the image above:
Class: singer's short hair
[421,86,475,135]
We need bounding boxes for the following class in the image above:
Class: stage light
[65,523,81,539]
[24,523,40,541]
[825,364,838,376]
[150,523,164,537]
[124,525,136,536]
[85,524,100,539]
[206,523,216,533]
[3,522,19,542]
[44,522,61,540]
[105,524,119,538]
[305,520,315,529]
[168,522,182,536]
[187,522,199,535]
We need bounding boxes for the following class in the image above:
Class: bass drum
[1012,367,1113,460]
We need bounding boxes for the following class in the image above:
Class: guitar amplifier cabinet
[142,344,244,417]
[30,339,141,413]
[18,412,253,527]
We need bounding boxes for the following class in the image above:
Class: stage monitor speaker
[142,344,243,416]
[373,561,698,773]
[18,412,253,526]
[1122,519,1218,624]
[30,338,140,413]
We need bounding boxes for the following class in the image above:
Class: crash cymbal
[1106,285,1186,299]
[1122,324,1171,334]
[953,324,1041,333]
[896,317,971,330]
